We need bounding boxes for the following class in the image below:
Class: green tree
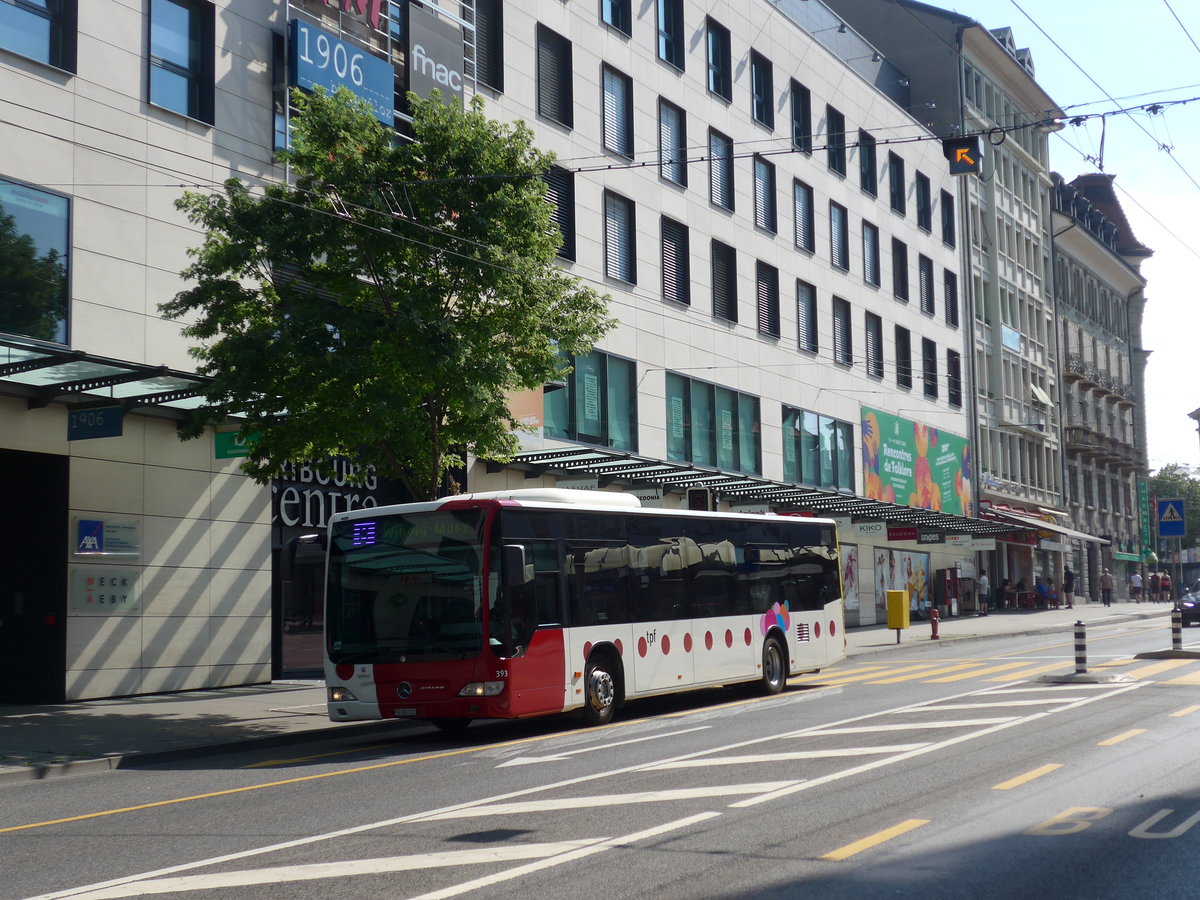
[1149,464,1200,549]
[162,88,613,499]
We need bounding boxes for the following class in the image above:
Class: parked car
[1180,586,1200,627]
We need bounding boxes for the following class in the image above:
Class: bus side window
[567,541,631,626]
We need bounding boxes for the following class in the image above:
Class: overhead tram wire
[1162,0,1200,59]
[1006,0,1200,193]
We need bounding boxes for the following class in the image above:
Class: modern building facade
[3,0,1058,702]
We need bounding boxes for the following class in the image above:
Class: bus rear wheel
[761,636,787,695]
[583,656,618,726]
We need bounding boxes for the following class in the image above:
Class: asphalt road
[5,618,1200,900]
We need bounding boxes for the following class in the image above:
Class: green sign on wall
[214,431,253,459]
[862,408,974,516]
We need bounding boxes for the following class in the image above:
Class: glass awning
[499,446,1017,536]
[0,339,209,413]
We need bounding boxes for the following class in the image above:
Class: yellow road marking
[987,662,1074,681]
[820,819,930,861]
[1099,729,1146,746]
[242,744,394,768]
[1124,660,1192,680]
[1163,670,1200,685]
[868,662,988,684]
[1091,658,1138,669]
[796,664,940,686]
[992,764,1062,790]
[1169,705,1200,717]
[923,661,1034,683]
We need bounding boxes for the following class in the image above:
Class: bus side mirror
[503,544,533,586]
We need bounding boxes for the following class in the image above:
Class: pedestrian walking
[1129,570,1142,603]
[1150,571,1161,603]
[1063,566,1075,609]
[1161,571,1172,604]
[977,570,990,616]
[1100,568,1114,607]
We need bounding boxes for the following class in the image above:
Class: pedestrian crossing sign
[1157,499,1186,538]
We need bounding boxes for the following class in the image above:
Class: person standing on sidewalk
[977,570,990,616]
[1161,571,1172,604]
[1130,570,1142,603]
[1063,566,1075,609]
[1100,568,1114,607]
[1149,571,1161,603]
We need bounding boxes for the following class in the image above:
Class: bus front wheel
[583,656,618,726]
[761,636,787,695]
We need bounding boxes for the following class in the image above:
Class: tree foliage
[1149,464,1200,548]
[163,88,613,499]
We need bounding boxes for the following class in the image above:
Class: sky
[937,0,1200,474]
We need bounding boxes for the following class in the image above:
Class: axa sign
[409,3,465,105]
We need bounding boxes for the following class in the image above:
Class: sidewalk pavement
[0,602,1176,784]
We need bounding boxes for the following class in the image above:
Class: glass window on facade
[793,179,814,253]
[149,0,213,122]
[797,279,817,352]
[544,350,636,451]
[536,24,573,127]
[782,407,854,492]
[706,17,732,100]
[602,65,633,156]
[709,129,734,210]
[602,0,631,35]
[825,105,846,175]
[750,50,773,128]
[1,0,75,69]
[657,0,684,69]
[667,373,760,475]
[658,98,687,186]
[604,191,635,283]
[0,178,69,344]
[791,80,812,153]
[859,130,877,195]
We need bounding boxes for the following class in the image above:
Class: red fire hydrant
[930,607,940,640]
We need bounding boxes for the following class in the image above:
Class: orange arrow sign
[955,148,975,165]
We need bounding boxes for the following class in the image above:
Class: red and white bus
[322,489,845,728]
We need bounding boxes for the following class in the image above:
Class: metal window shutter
[831,205,847,269]
[605,195,633,281]
[537,33,566,122]
[863,226,877,284]
[604,69,629,154]
[794,183,812,251]
[834,300,850,363]
[544,167,575,261]
[660,104,684,184]
[662,218,689,304]
[710,133,732,208]
[712,243,736,321]
[920,257,934,313]
[756,261,779,337]
[866,315,882,376]
[797,282,816,351]
[754,158,774,230]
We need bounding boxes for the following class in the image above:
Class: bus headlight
[458,681,505,697]
[328,686,358,702]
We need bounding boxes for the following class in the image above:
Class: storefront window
[783,406,855,492]
[0,178,69,344]
[544,350,636,451]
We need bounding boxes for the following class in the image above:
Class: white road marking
[409,813,723,900]
[27,679,1149,900]
[425,783,799,820]
[802,718,1018,734]
[496,725,711,767]
[643,744,930,769]
[48,843,609,899]
[884,699,1071,710]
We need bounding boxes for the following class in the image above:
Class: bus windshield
[326,509,486,663]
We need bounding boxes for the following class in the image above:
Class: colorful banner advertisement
[873,548,932,614]
[862,408,974,516]
[841,544,860,612]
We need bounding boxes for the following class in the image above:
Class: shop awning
[984,509,1109,544]
[499,447,1015,536]
[0,339,209,417]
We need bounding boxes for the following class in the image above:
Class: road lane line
[867,663,990,684]
[1163,670,1200,685]
[50,842,610,899]
[728,681,1150,809]
[987,662,1076,681]
[820,819,930,861]
[791,664,941,685]
[425,782,799,820]
[26,680,1149,900]
[496,725,711,766]
[1169,705,1200,717]
[992,764,1062,790]
[923,661,1033,683]
[1124,660,1192,679]
[409,813,723,900]
[803,718,1018,734]
[881,700,1067,711]
[644,744,930,769]
[242,744,394,768]
[1098,729,1146,746]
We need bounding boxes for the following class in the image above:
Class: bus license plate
[395,708,417,717]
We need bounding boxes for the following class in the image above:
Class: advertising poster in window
[840,544,860,612]
[874,547,931,614]
[861,407,974,516]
